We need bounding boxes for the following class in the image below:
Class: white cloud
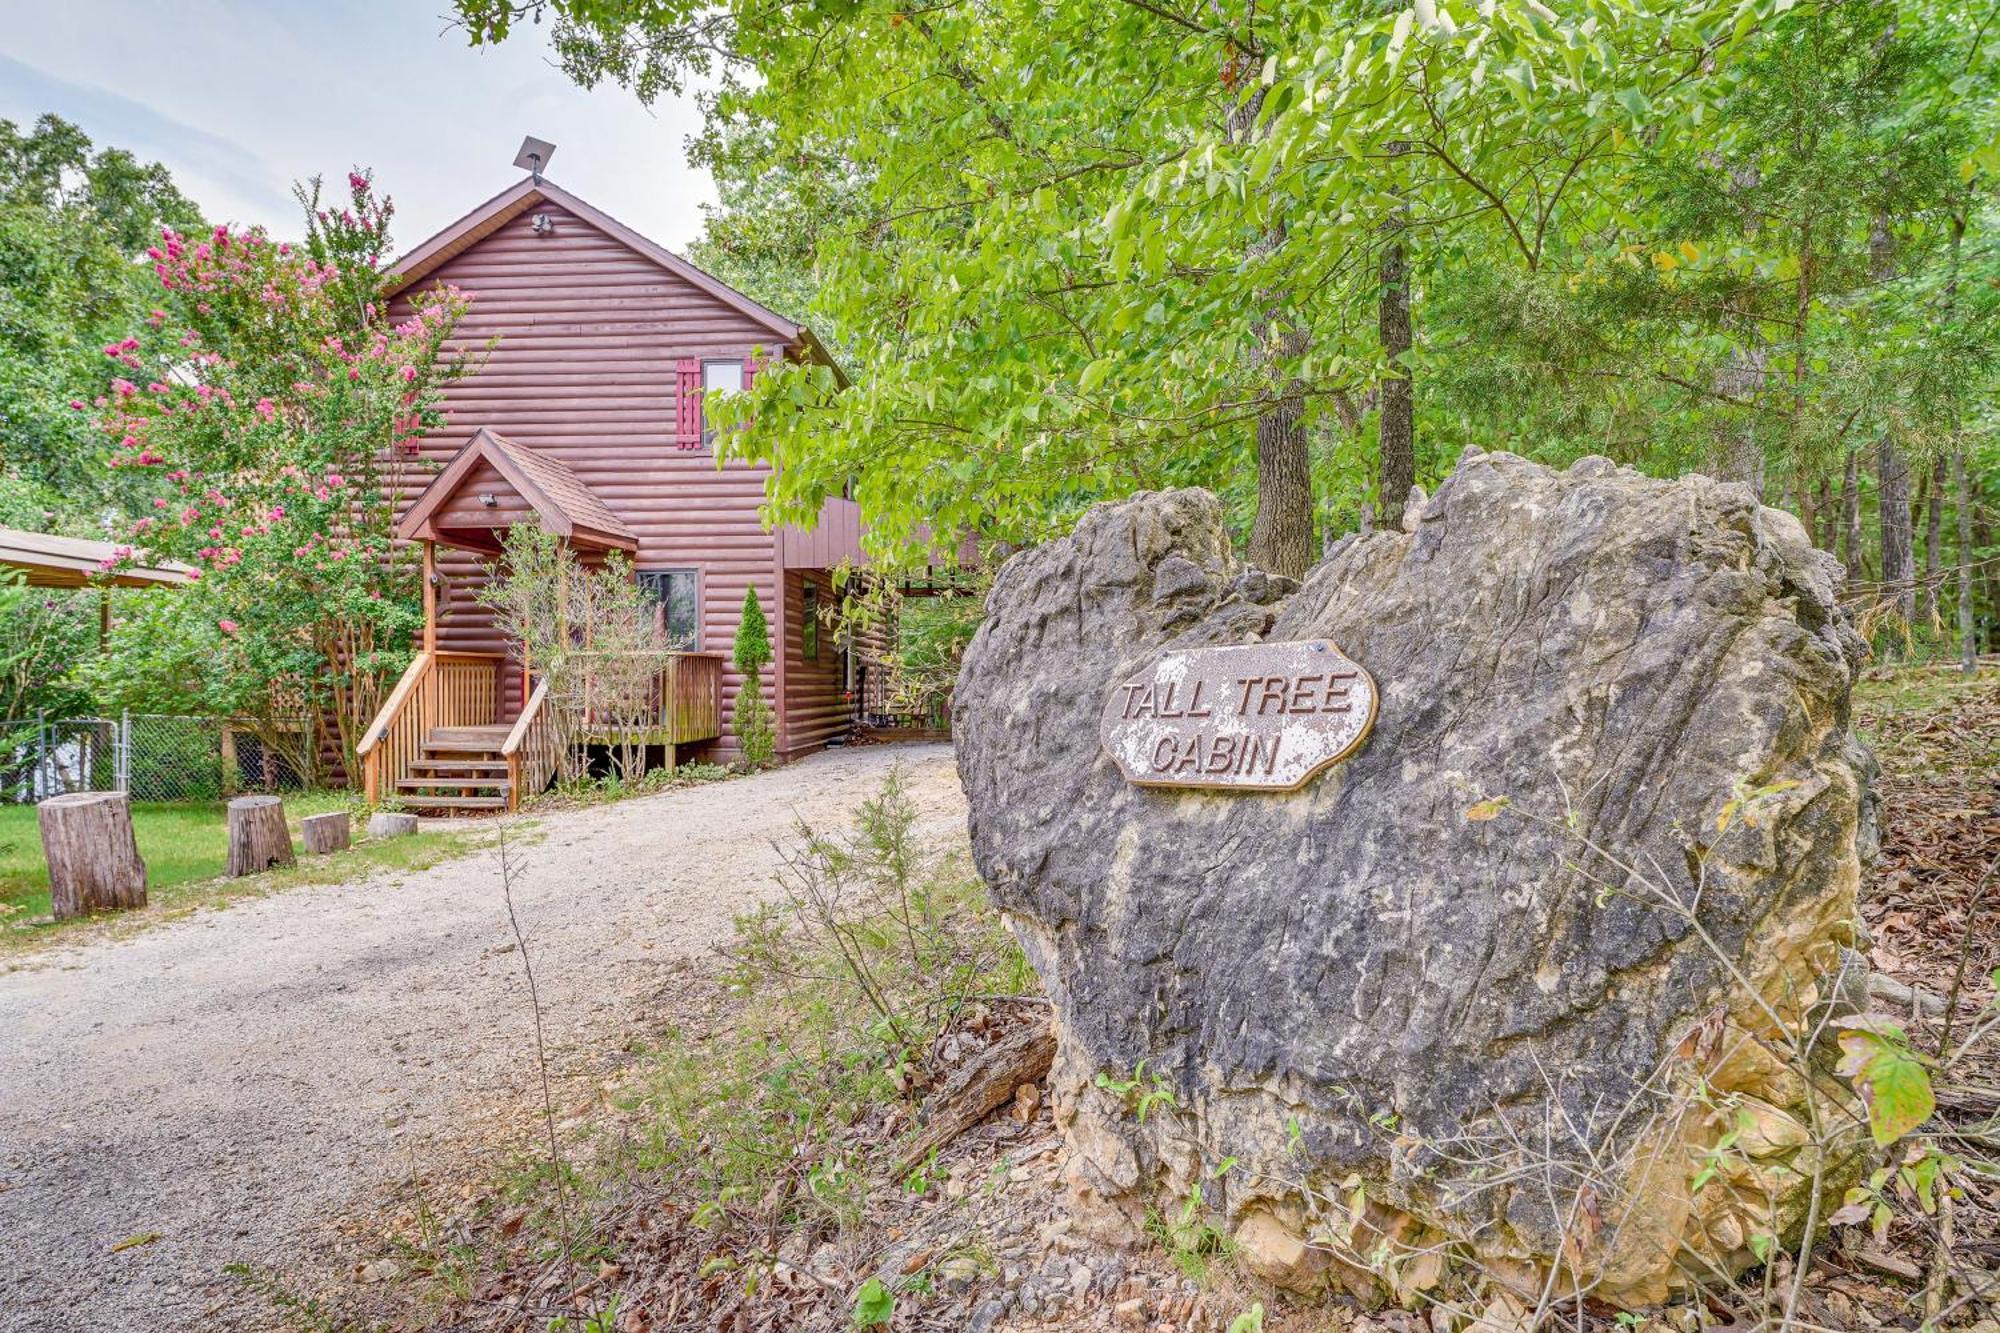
[0,0,717,252]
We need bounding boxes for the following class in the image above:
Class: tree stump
[37,792,148,919]
[226,796,295,877]
[367,812,420,840]
[300,811,351,855]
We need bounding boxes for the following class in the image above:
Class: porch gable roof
[397,428,639,552]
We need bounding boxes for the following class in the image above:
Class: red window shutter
[676,358,701,449]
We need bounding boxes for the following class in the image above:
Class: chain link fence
[2,714,314,804]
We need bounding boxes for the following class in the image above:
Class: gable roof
[384,175,848,384]
[397,428,638,552]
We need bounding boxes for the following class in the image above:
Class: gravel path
[0,744,963,1332]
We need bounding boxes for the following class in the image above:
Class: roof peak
[384,175,800,344]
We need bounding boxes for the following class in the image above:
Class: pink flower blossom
[218,619,239,634]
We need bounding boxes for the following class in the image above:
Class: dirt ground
[0,744,962,1333]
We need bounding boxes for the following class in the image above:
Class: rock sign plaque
[1099,639,1378,791]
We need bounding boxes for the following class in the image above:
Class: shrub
[731,587,775,768]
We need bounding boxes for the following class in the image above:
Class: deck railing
[663,652,724,742]
[565,651,724,744]
[501,675,560,812]
[357,651,503,804]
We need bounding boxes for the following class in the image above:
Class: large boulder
[954,450,1875,1308]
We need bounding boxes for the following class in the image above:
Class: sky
[0,0,717,253]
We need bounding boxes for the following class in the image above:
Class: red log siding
[779,568,849,757]
[387,200,795,756]
[778,497,867,569]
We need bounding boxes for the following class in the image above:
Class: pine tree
[731,586,776,768]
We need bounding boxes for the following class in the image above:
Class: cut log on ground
[37,791,147,919]
[226,796,295,877]
[366,812,419,840]
[300,811,351,855]
[892,1019,1055,1180]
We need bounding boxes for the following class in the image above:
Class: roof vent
[513,135,556,182]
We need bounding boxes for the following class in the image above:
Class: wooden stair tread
[395,794,508,810]
[408,759,510,774]
[426,725,511,746]
[396,778,509,791]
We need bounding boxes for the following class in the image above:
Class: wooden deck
[359,651,724,812]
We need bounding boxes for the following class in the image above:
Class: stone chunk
[954,455,1875,1306]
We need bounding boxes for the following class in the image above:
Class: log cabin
[355,173,871,812]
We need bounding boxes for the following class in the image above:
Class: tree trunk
[1980,504,1998,658]
[1956,444,1979,674]
[1230,77,1314,580]
[1377,144,1415,533]
[1922,453,1945,628]
[1714,345,1768,499]
[226,796,295,877]
[1247,386,1314,579]
[301,811,351,855]
[1943,207,1977,675]
[38,792,147,919]
[1878,436,1916,625]
[1840,449,1863,577]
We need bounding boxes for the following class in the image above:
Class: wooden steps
[394,727,514,815]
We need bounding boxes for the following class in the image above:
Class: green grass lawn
[0,791,482,952]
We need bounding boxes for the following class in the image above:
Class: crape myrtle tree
[90,171,476,777]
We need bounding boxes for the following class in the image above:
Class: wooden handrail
[358,649,506,805]
[358,652,433,756]
[502,676,550,756]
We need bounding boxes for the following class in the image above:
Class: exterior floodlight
[513,136,556,182]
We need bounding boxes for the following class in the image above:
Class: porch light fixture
[479,493,498,508]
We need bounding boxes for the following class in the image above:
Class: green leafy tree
[0,113,204,521]
[731,585,775,768]
[461,0,1999,659]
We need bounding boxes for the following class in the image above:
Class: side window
[701,359,744,448]
[801,579,820,662]
[638,569,700,650]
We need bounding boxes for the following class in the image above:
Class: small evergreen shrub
[732,587,776,769]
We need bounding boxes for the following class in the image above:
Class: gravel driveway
[0,744,963,1332]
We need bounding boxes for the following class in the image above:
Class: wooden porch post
[421,539,438,654]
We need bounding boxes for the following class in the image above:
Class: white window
[702,359,744,446]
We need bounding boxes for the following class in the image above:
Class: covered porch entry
[358,429,723,812]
